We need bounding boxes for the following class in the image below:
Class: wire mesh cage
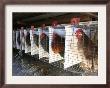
[12,21,98,76]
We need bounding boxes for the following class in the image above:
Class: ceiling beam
[22,13,67,22]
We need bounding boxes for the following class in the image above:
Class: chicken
[24,30,31,53]
[17,31,21,47]
[40,32,49,53]
[25,31,31,46]
[33,34,39,47]
[20,30,25,50]
[75,29,98,71]
[52,33,65,54]
[51,28,65,57]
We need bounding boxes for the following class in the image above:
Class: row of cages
[13,21,98,76]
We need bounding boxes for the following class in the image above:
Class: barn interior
[12,12,98,76]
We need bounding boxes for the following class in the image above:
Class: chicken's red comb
[52,20,58,28]
[31,25,34,30]
[76,29,83,33]
[70,17,80,25]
